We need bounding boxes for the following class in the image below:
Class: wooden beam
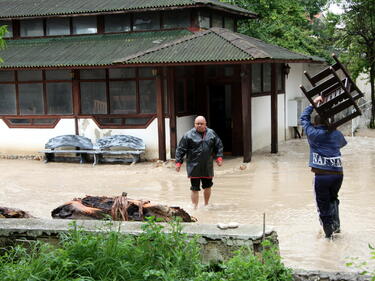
[156,67,166,161]
[167,67,177,158]
[271,64,278,153]
[72,70,80,135]
[241,64,252,162]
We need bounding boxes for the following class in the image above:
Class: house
[0,0,324,162]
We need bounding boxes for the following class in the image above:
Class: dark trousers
[314,173,343,236]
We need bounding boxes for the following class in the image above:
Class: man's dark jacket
[175,128,223,178]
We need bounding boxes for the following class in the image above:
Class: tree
[337,0,375,127]
[0,24,7,63]
[221,0,334,61]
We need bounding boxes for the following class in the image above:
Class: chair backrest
[94,100,107,114]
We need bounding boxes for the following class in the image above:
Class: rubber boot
[332,200,340,233]
[323,223,334,238]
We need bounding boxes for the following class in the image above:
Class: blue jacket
[300,106,347,172]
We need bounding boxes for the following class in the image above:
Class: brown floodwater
[0,136,374,272]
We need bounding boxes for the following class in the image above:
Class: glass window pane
[176,80,185,113]
[109,68,135,79]
[80,82,107,114]
[198,11,210,28]
[98,118,123,125]
[20,19,44,37]
[33,118,57,124]
[212,14,223,27]
[46,18,70,36]
[163,11,190,29]
[125,118,150,125]
[1,21,13,38]
[72,16,97,35]
[104,14,131,33]
[80,69,106,79]
[46,83,72,115]
[8,119,31,124]
[139,67,155,78]
[251,64,261,93]
[224,17,235,31]
[109,81,136,114]
[0,71,15,82]
[19,83,44,115]
[139,80,156,113]
[18,70,42,81]
[46,70,72,80]
[133,13,160,31]
[0,84,16,114]
[263,63,271,92]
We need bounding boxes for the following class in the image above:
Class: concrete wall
[176,115,195,143]
[0,219,277,264]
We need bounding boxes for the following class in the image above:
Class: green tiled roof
[0,0,256,19]
[0,30,193,68]
[0,28,323,69]
[116,28,325,64]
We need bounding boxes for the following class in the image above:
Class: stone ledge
[293,269,372,281]
[0,219,277,263]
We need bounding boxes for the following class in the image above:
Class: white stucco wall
[0,119,76,154]
[356,72,371,101]
[78,118,159,160]
[284,62,326,139]
[176,115,195,143]
[252,96,271,151]
[278,93,286,142]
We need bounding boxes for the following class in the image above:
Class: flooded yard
[0,135,374,272]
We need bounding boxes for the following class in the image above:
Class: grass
[0,218,293,281]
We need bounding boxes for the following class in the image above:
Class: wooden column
[271,64,278,153]
[72,70,80,135]
[241,64,252,162]
[156,67,166,161]
[167,67,177,158]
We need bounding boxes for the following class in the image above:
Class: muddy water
[0,137,374,272]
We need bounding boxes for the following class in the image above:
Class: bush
[0,218,293,281]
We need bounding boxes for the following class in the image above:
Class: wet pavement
[0,135,374,272]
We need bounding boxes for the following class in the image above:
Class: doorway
[208,84,243,155]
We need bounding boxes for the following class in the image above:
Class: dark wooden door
[208,83,243,155]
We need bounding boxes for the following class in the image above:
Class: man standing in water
[301,96,347,238]
[175,116,223,209]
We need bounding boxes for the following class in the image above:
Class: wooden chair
[93,99,107,114]
[300,54,364,129]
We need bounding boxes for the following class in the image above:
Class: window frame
[251,63,285,97]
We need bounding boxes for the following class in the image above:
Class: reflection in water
[0,137,374,272]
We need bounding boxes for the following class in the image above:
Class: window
[46,83,73,114]
[224,17,235,31]
[19,83,44,115]
[80,82,107,114]
[212,14,223,27]
[133,13,160,31]
[175,66,195,114]
[0,84,16,114]
[198,11,210,28]
[0,70,73,118]
[251,63,285,95]
[139,80,156,113]
[104,14,131,33]
[46,18,70,36]
[73,16,97,34]
[163,10,190,29]
[1,20,13,38]
[109,81,136,114]
[20,19,44,37]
